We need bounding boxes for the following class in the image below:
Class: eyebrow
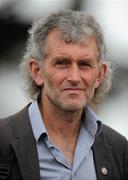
[52,55,96,61]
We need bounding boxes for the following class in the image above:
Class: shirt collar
[28,100,47,142]
[28,100,102,142]
[84,106,102,136]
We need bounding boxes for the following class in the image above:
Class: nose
[67,64,81,84]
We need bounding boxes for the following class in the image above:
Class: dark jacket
[0,105,128,180]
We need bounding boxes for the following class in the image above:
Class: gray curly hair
[20,10,112,109]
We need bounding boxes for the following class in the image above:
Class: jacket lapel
[9,105,40,180]
[92,132,112,180]
[11,132,40,180]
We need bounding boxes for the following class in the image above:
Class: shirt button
[101,167,108,175]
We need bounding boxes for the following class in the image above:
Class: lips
[63,88,83,90]
[62,88,84,92]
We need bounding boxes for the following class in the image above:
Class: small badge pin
[101,167,108,175]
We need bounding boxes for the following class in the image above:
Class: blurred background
[0,0,128,138]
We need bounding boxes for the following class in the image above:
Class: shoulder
[102,124,128,146]
[0,103,31,138]
[0,103,31,124]
[0,103,31,122]
[101,124,128,162]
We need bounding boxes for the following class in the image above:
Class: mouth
[62,88,84,92]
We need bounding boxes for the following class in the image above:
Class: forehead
[44,29,99,59]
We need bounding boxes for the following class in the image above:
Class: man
[0,10,128,180]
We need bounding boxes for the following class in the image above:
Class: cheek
[83,71,98,88]
[43,75,54,90]
[43,71,62,91]
[45,68,67,86]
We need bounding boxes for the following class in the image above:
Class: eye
[55,58,69,67]
[78,60,91,68]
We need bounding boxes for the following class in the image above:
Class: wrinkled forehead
[51,27,93,43]
[43,28,99,60]
[44,28,97,50]
[44,28,98,51]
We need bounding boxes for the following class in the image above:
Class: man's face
[40,30,106,112]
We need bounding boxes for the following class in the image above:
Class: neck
[39,98,83,138]
[39,97,84,163]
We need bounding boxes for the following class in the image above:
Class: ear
[95,63,107,88]
[28,59,44,86]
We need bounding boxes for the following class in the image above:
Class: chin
[60,103,87,112]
